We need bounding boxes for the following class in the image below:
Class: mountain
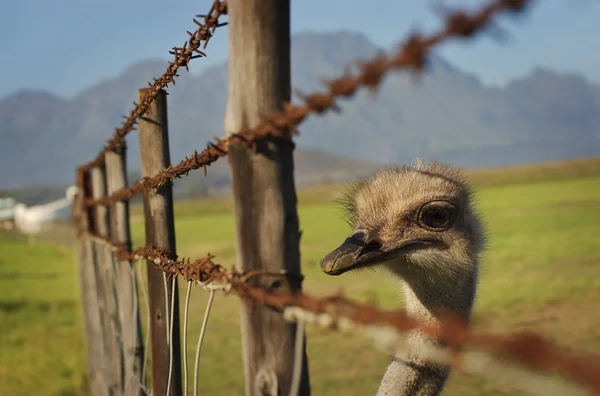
[1,31,599,190]
[5,147,381,205]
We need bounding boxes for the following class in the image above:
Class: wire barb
[76,0,228,174]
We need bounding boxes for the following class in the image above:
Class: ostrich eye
[418,201,457,230]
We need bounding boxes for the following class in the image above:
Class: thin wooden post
[225,1,311,395]
[138,88,183,396]
[75,170,110,396]
[105,146,145,396]
[91,165,123,395]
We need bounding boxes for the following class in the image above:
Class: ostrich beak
[320,230,434,276]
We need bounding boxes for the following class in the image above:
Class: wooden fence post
[91,165,123,395]
[137,88,183,396]
[75,170,110,396]
[225,1,311,395]
[105,146,145,396]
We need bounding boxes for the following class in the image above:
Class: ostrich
[320,160,485,396]
[14,185,79,244]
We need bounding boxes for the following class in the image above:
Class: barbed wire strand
[193,289,217,396]
[241,277,600,395]
[77,0,229,173]
[282,307,588,396]
[462,351,586,396]
[182,281,193,395]
[82,0,533,208]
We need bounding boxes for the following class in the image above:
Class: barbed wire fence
[71,0,600,395]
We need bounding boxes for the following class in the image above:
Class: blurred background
[1,0,599,395]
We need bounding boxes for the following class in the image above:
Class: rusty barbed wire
[85,231,600,395]
[84,231,294,286]
[83,0,533,208]
[250,293,600,396]
[82,231,218,280]
[77,0,228,174]
[281,305,594,396]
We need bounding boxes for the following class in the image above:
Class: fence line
[70,0,600,395]
[77,0,228,174]
[82,0,530,208]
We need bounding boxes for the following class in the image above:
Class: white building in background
[13,185,78,243]
[0,197,16,230]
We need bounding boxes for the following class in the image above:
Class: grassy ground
[1,158,600,395]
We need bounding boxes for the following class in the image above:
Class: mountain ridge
[1,30,599,189]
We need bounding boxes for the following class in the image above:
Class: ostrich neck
[377,261,478,396]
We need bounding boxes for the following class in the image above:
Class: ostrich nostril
[358,240,383,257]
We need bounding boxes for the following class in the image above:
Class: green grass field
[1,157,600,395]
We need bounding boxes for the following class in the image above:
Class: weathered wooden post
[105,146,145,396]
[138,88,183,396]
[75,169,109,396]
[225,1,311,395]
[91,165,123,395]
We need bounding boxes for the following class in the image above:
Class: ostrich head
[320,161,485,310]
[320,161,486,395]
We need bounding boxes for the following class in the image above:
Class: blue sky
[1,0,598,99]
